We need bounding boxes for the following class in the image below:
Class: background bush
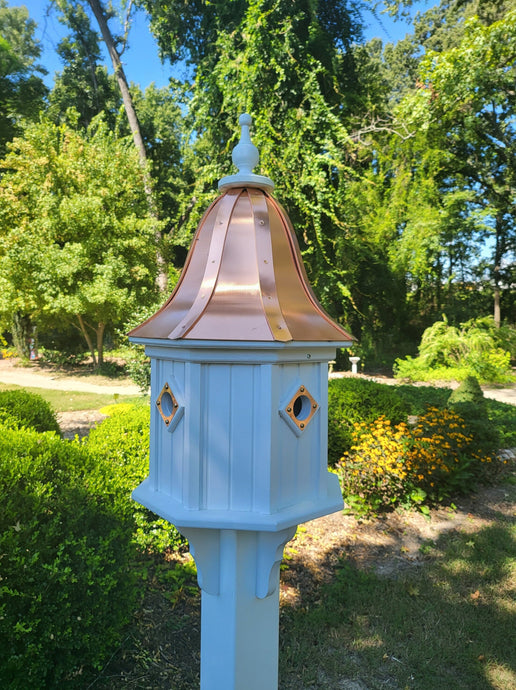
[393,316,515,384]
[0,389,60,433]
[0,427,138,688]
[328,377,408,465]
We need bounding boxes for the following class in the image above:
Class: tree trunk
[493,284,501,328]
[86,0,168,292]
[493,213,503,328]
[96,321,105,367]
[12,312,32,359]
[77,314,97,366]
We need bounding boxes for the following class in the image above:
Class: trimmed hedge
[0,389,60,434]
[85,403,183,553]
[328,377,408,466]
[447,376,499,455]
[0,427,138,688]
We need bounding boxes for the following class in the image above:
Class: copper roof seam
[128,195,223,337]
[167,190,241,339]
[268,195,352,339]
[249,188,292,342]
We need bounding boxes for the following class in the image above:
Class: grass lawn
[279,508,516,689]
[0,382,143,412]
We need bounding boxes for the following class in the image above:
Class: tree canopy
[0,0,47,155]
[0,115,159,364]
[0,0,514,367]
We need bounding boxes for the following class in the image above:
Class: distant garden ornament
[349,355,360,374]
[130,114,354,690]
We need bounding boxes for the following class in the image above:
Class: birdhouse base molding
[132,473,343,532]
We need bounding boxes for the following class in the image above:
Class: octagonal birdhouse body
[130,115,354,534]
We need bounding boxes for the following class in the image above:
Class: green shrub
[394,383,450,415]
[125,352,151,393]
[0,427,138,688]
[85,403,184,552]
[447,376,499,455]
[393,315,514,384]
[487,399,516,448]
[328,377,408,465]
[0,389,60,434]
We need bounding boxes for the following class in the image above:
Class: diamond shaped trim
[284,385,318,432]
[156,382,180,427]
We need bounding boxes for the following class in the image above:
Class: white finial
[218,113,274,192]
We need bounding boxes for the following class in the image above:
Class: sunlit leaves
[0,116,158,359]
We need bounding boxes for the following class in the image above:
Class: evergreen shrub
[0,427,138,688]
[328,377,408,465]
[85,403,183,552]
[447,376,499,455]
[0,389,60,433]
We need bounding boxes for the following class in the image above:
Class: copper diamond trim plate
[282,385,319,434]
[156,382,182,429]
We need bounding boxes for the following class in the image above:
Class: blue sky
[26,0,430,90]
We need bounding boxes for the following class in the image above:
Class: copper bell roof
[130,114,353,343]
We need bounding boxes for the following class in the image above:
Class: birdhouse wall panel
[202,364,232,510]
[314,362,330,495]
[251,364,274,514]
[149,359,162,492]
[272,361,327,512]
[183,361,204,509]
[229,365,259,512]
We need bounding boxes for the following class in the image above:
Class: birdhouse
[130,114,353,533]
[130,114,354,690]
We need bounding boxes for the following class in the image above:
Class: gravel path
[0,359,140,395]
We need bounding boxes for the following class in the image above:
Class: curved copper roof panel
[130,186,353,343]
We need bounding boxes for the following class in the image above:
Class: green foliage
[0,1,47,155]
[487,399,516,449]
[85,403,183,552]
[0,388,60,433]
[47,1,121,130]
[0,426,139,687]
[393,383,451,414]
[0,115,159,365]
[327,377,408,465]
[447,376,499,456]
[394,316,514,384]
[118,303,165,393]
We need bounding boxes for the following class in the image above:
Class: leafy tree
[0,0,47,155]
[48,0,121,129]
[53,0,169,291]
[0,115,159,365]
[394,11,516,326]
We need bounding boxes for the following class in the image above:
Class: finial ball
[239,113,252,127]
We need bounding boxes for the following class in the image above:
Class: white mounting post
[180,526,296,690]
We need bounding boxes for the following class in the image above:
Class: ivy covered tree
[141,0,410,347]
[0,115,159,365]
